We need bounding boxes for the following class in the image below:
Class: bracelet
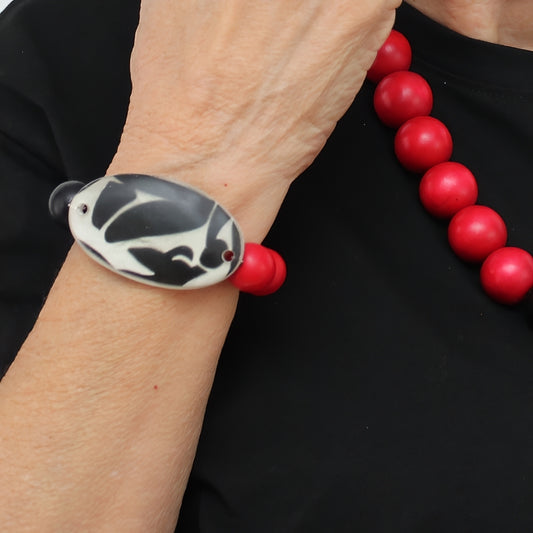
[49,174,286,295]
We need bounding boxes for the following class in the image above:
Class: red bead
[480,247,533,305]
[230,243,275,292]
[374,71,433,128]
[250,249,287,296]
[419,162,478,219]
[367,30,412,83]
[230,243,286,295]
[448,205,507,262]
[394,116,453,173]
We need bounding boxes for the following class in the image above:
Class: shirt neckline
[395,3,533,92]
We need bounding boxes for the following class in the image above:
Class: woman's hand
[113,0,400,229]
[1,3,400,531]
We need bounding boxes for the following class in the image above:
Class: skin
[1,0,532,531]
[405,0,533,50]
[0,1,399,531]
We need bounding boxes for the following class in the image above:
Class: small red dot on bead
[223,250,235,262]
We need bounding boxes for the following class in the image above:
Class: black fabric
[1,1,533,531]
[179,6,533,532]
[0,0,138,367]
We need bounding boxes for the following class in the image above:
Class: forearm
[0,220,232,532]
[0,131,292,529]
[0,0,399,530]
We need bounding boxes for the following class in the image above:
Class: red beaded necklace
[366,30,533,305]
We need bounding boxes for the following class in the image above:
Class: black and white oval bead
[64,174,243,289]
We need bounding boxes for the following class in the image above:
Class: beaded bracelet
[49,174,286,295]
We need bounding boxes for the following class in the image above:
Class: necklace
[366,30,533,306]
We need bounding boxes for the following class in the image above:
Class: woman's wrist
[107,134,292,243]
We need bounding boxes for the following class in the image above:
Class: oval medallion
[68,174,243,289]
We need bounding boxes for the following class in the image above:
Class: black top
[0,0,138,366]
[1,2,533,531]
